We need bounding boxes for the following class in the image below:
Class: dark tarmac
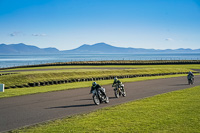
[0,75,199,132]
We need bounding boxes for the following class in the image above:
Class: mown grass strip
[0,68,191,87]
[12,85,200,133]
[0,74,187,98]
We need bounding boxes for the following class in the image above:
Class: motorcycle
[113,84,126,98]
[91,87,109,105]
[187,75,194,85]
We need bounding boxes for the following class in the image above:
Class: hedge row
[1,60,200,70]
[4,72,196,89]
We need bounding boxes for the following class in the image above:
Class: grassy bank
[0,67,192,87]
[12,85,200,133]
[0,64,199,97]
[0,74,187,98]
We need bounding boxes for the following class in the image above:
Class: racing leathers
[90,84,106,96]
[187,71,194,80]
[112,79,124,92]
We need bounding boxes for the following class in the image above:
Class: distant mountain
[0,43,200,54]
[0,43,60,54]
[63,42,200,54]
[63,43,155,53]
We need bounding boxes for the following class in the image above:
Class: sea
[0,53,200,68]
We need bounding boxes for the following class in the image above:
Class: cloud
[32,33,47,36]
[9,32,47,37]
[9,32,21,37]
[165,38,173,41]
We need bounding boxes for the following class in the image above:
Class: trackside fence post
[0,84,4,92]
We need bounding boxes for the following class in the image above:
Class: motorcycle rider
[188,71,194,76]
[112,77,124,91]
[187,71,194,81]
[90,82,106,96]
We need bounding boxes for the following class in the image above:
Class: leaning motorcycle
[91,87,109,105]
[187,75,194,85]
[113,84,126,98]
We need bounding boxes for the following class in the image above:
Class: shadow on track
[170,84,190,86]
[74,98,91,101]
[46,104,95,109]
[108,97,117,99]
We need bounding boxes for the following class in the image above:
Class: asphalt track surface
[0,75,200,132]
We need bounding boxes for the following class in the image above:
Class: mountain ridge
[0,43,60,54]
[0,42,200,54]
[63,43,200,54]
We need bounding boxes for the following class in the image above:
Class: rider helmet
[92,82,97,86]
[114,77,118,81]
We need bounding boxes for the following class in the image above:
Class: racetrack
[0,75,199,132]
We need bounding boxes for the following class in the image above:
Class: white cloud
[32,33,47,36]
[9,32,21,37]
[165,38,173,41]
[9,32,47,37]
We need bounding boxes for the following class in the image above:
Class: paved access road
[0,75,199,132]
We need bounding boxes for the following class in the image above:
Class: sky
[0,0,200,50]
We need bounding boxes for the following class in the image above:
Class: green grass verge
[0,67,191,87]
[0,64,198,98]
[0,64,199,88]
[0,74,187,98]
[12,85,200,133]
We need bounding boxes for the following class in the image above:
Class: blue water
[0,53,200,68]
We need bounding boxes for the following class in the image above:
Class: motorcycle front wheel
[105,96,109,103]
[114,89,119,98]
[93,95,100,105]
[122,92,126,97]
[188,79,192,85]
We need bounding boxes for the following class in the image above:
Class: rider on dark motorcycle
[90,82,106,95]
[187,71,194,80]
